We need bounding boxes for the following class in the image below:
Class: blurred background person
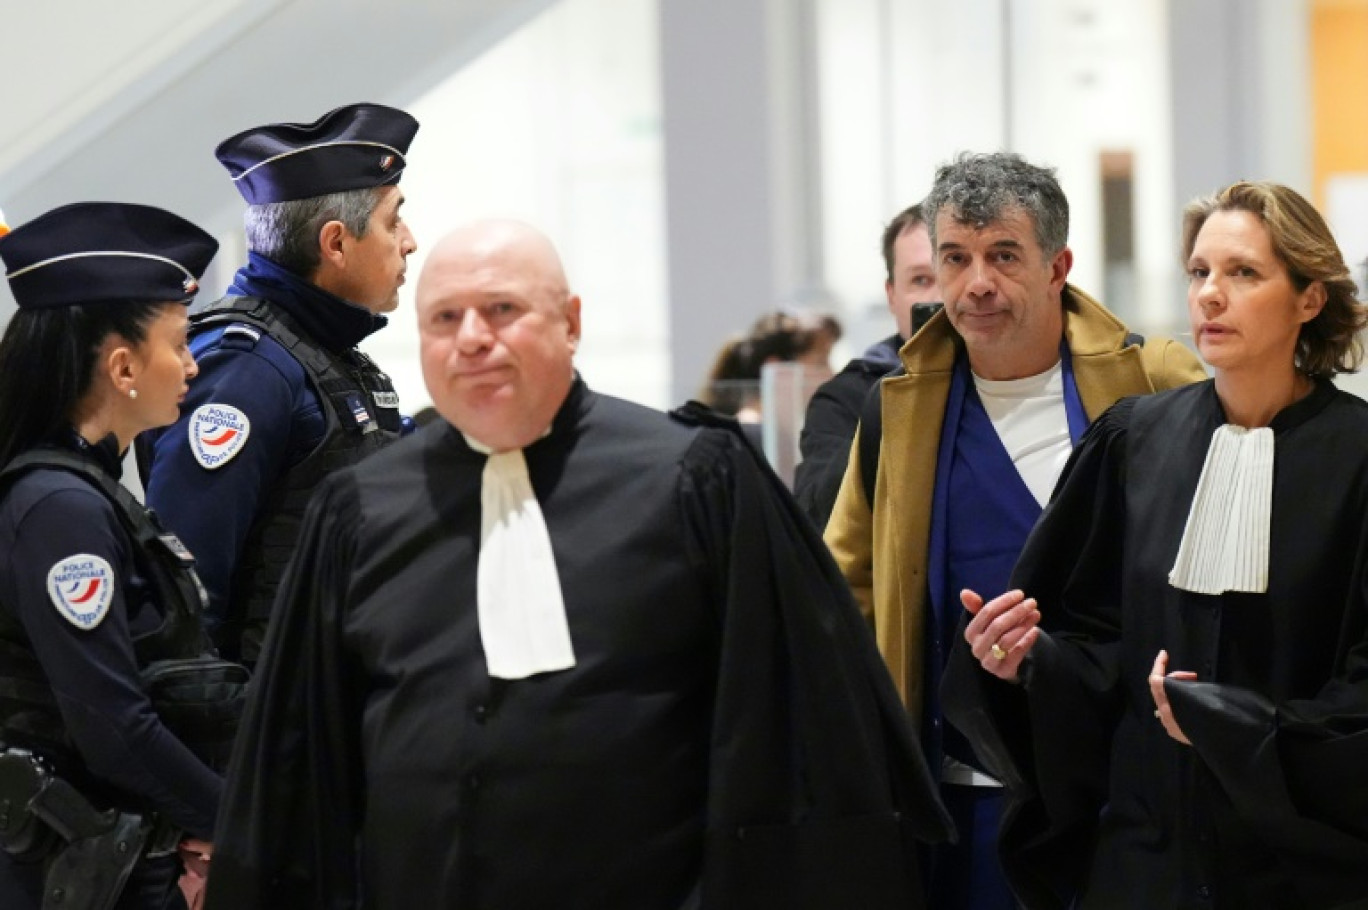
[796,311,843,376]
[949,181,1368,908]
[700,310,840,454]
[701,312,834,418]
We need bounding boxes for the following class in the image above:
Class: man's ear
[317,220,348,270]
[565,294,582,352]
[1049,246,1074,292]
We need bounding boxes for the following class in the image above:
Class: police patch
[189,404,251,470]
[47,554,115,630]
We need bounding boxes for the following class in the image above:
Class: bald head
[417,219,582,451]
[418,219,569,311]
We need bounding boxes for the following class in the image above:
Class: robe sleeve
[1166,623,1368,871]
[941,397,1136,910]
[204,473,366,910]
[669,404,951,910]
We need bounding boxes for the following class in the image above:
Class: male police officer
[141,103,419,666]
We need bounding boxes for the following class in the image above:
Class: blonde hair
[1181,181,1367,378]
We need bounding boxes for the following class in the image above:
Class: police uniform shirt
[0,433,220,838]
[206,378,951,910]
[140,255,393,647]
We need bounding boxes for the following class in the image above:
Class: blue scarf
[227,251,387,352]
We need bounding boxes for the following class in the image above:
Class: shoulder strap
[858,366,903,507]
[2,451,146,540]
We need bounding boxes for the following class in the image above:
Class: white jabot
[464,433,576,679]
[1168,425,1274,595]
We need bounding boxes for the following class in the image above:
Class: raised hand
[962,588,1041,683]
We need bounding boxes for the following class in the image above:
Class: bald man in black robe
[205,220,950,910]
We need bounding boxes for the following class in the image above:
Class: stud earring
[129,388,138,400]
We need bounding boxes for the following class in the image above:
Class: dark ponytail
[0,300,168,467]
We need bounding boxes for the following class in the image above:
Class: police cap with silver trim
[215,102,420,204]
[0,202,218,311]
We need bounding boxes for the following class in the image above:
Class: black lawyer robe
[206,380,951,910]
[943,379,1368,910]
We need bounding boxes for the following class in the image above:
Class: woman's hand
[178,837,213,877]
[962,588,1041,683]
[178,838,213,909]
[1148,650,1198,745]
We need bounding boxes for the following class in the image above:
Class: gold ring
[1154,709,1161,719]
[990,642,1008,661]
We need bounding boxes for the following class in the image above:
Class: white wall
[815,0,1190,353]
[362,0,668,411]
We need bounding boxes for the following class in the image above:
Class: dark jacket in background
[793,334,903,530]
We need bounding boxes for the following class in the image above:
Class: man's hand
[962,588,1040,683]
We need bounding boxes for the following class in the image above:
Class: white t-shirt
[972,361,1071,508]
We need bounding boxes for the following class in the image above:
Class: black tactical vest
[190,296,403,662]
[0,449,212,779]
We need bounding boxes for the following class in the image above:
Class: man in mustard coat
[823,152,1205,910]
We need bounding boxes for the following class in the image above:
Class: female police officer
[0,202,225,909]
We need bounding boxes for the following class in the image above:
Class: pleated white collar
[1168,424,1273,595]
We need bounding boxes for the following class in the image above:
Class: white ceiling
[0,0,277,185]
[0,0,557,228]
[0,0,558,312]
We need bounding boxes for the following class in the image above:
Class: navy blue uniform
[0,435,220,909]
[143,317,325,644]
[141,254,408,657]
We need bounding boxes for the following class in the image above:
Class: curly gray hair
[922,151,1069,257]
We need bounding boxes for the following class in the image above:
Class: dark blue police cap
[0,202,218,311]
[215,103,420,205]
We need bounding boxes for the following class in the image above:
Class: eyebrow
[1190,250,1262,265]
[937,238,1024,252]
